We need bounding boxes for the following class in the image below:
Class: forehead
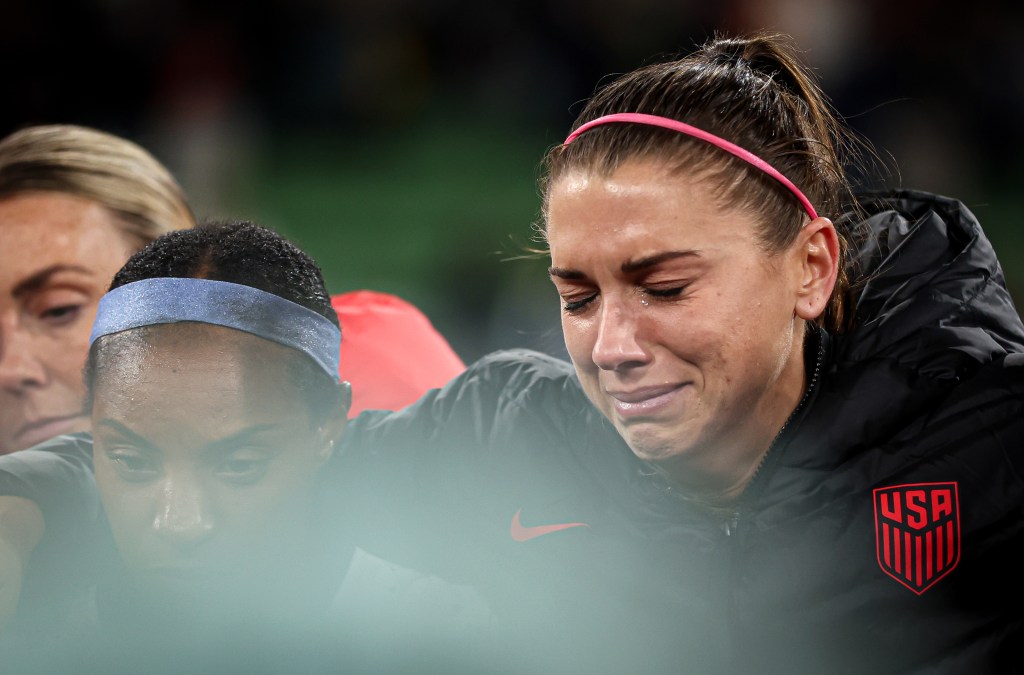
[92,323,310,428]
[0,191,132,293]
[545,161,762,261]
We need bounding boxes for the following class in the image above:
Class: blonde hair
[0,124,194,247]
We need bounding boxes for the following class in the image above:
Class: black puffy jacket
[341,190,1024,673]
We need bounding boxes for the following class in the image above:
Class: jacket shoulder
[347,349,583,449]
[838,189,1024,376]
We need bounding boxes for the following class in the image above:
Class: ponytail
[542,32,872,332]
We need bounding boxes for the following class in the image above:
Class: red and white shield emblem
[873,482,960,594]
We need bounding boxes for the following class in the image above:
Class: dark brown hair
[541,33,864,332]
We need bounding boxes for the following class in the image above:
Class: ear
[315,380,352,465]
[792,217,839,322]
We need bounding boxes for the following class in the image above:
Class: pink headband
[563,112,818,220]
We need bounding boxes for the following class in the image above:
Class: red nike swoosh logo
[510,508,588,542]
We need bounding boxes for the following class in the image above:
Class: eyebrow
[95,419,159,454]
[548,266,586,280]
[621,250,701,274]
[94,420,286,458]
[200,425,284,460]
[549,250,701,280]
[12,264,94,298]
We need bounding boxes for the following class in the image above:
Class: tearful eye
[643,285,687,299]
[563,293,598,313]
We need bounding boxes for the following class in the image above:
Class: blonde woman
[0,124,193,455]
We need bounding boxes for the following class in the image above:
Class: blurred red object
[332,290,465,417]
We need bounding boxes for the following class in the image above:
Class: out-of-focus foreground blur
[6,0,1023,362]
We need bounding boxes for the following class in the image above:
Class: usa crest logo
[873,482,960,594]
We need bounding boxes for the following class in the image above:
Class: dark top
[3,190,1023,673]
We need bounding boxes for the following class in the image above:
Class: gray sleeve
[0,434,102,547]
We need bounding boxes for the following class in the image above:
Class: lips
[606,383,687,419]
[15,414,86,449]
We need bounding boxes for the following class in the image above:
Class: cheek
[699,305,795,395]
[561,315,604,396]
[94,459,124,515]
[220,463,320,536]
[692,273,789,354]
[95,465,156,549]
[219,486,292,529]
[560,314,597,365]
[52,341,90,390]
[38,322,93,392]
[560,317,610,414]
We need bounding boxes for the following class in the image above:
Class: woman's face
[0,192,135,454]
[546,160,834,495]
[91,323,342,601]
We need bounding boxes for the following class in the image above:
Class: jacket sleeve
[343,348,580,462]
[0,435,102,555]
[332,349,585,576]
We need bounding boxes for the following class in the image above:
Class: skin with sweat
[545,159,837,502]
[90,323,344,603]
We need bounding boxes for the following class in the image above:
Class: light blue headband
[89,278,341,380]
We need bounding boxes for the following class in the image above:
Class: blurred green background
[6,0,1023,362]
[225,121,563,361]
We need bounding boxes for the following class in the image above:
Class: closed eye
[643,286,686,298]
[563,293,598,313]
[40,304,84,323]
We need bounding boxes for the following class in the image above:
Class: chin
[619,426,686,464]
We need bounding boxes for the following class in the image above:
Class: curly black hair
[109,220,339,328]
[85,220,345,422]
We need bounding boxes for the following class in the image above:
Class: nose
[0,316,48,393]
[152,475,215,550]
[591,295,651,372]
